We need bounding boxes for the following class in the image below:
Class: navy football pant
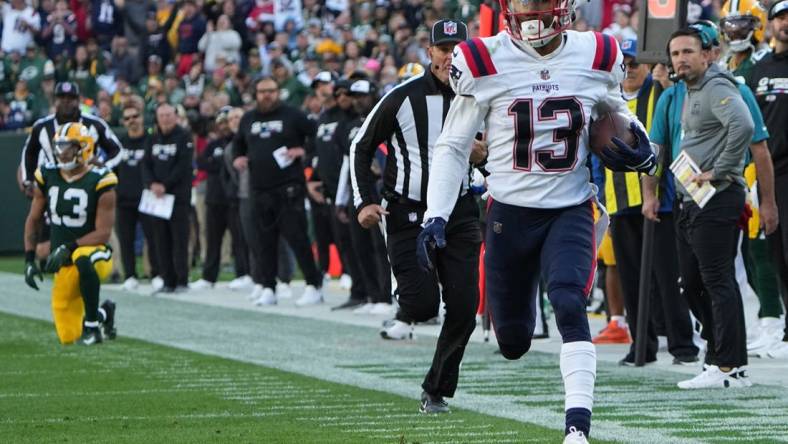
[485,199,596,359]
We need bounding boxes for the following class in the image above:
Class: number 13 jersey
[450,30,627,209]
[34,164,118,251]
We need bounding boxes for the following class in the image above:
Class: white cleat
[228,275,254,291]
[380,320,413,340]
[189,279,214,290]
[254,288,277,306]
[339,273,352,290]
[295,285,323,306]
[276,282,293,299]
[677,365,749,389]
[151,276,164,291]
[563,427,590,444]
[353,303,374,315]
[248,284,262,301]
[748,330,783,357]
[369,302,395,316]
[122,277,139,292]
[767,342,788,359]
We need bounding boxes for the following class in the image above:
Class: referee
[350,19,486,414]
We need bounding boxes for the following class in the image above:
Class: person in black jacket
[142,103,194,293]
[232,76,323,306]
[190,107,250,290]
[116,100,160,292]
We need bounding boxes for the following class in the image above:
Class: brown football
[588,111,637,156]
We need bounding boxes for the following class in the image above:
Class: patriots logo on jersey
[450,64,463,81]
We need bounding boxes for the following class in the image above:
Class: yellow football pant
[51,245,113,344]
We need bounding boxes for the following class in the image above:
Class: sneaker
[189,279,214,290]
[248,284,263,301]
[672,355,700,366]
[767,341,788,359]
[276,282,293,299]
[353,303,374,315]
[737,367,754,387]
[339,273,352,290]
[420,391,449,414]
[748,328,784,357]
[122,277,139,291]
[100,300,117,340]
[677,365,748,389]
[228,275,253,291]
[295,285,323,306]
[592,320,631,344]
[254,288,277,306]
[369,302,395,316]
[563,427,590,444]
[380,320,413,340]
[79,326,103,346]
[151,276,164,291]
[332,298,366,310]
[174,285,189,294]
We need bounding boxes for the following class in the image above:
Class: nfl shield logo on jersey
[444,21,457,35]
[540,69,550,80]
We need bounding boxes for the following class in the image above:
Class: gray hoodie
[678,63,754,200]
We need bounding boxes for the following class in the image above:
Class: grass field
[2,270,788,443]
[0,312,574,444]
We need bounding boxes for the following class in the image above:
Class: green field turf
[0,312,579,444]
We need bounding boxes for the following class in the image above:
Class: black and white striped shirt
[20,113,124,185]
[350,69,464,209]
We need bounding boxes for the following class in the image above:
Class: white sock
[560,341,596,412]
[611,315,626,327]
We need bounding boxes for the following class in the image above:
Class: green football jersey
[35,165,117,251]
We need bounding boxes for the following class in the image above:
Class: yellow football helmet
[398,63,425,81]
[720,0,767,51]
[53,122,95,170]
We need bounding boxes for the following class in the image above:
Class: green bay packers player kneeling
[23,122,118,345]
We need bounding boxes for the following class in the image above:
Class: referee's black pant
[610,212,698,362]
[676,185,747,368]
[252,183,322,290]
[116,204,159,280]
[153,203,191,288]
[385,193,481,398]
[202,202,249,282]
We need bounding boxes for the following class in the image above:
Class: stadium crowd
[12,0,788,401]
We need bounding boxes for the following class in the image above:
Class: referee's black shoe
[331,298,365,311]
[420,391,450,414]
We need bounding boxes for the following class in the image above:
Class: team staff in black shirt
[142,103,194,293]
[115,100,159,292]
[232,77,324,307]
[190,107,250,290]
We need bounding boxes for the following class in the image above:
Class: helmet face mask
[501,0,574,48]
[720,15,760,52]
[53,122,95,171]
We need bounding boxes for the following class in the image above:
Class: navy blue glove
[599,122,657,175]
[416,217,447,271]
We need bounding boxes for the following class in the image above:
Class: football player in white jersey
[416,1,657,442]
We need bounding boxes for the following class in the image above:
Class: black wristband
[25,250,36,262]
[67,241,79,252]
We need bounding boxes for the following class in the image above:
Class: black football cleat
[79,326,103,346]
[420,391,450,414]
[101,300,117,340]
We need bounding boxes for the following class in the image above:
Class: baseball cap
[690,20,721,47]
[55,82,80,97]
[148,54,162,64]
[770,0,788,19]
[349,79,377,96]
[311,71,336,88]
[431,19,468,46]
[620,39,637,59]
[334,79,352,95]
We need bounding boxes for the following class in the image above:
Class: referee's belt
[381,189,423,206]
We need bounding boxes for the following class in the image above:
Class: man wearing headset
[656,26,755,389]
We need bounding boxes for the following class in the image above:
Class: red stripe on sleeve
[471,38,498,75]
[458,41,481,78]
[592,32,605,71]
[604,34,619,72]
